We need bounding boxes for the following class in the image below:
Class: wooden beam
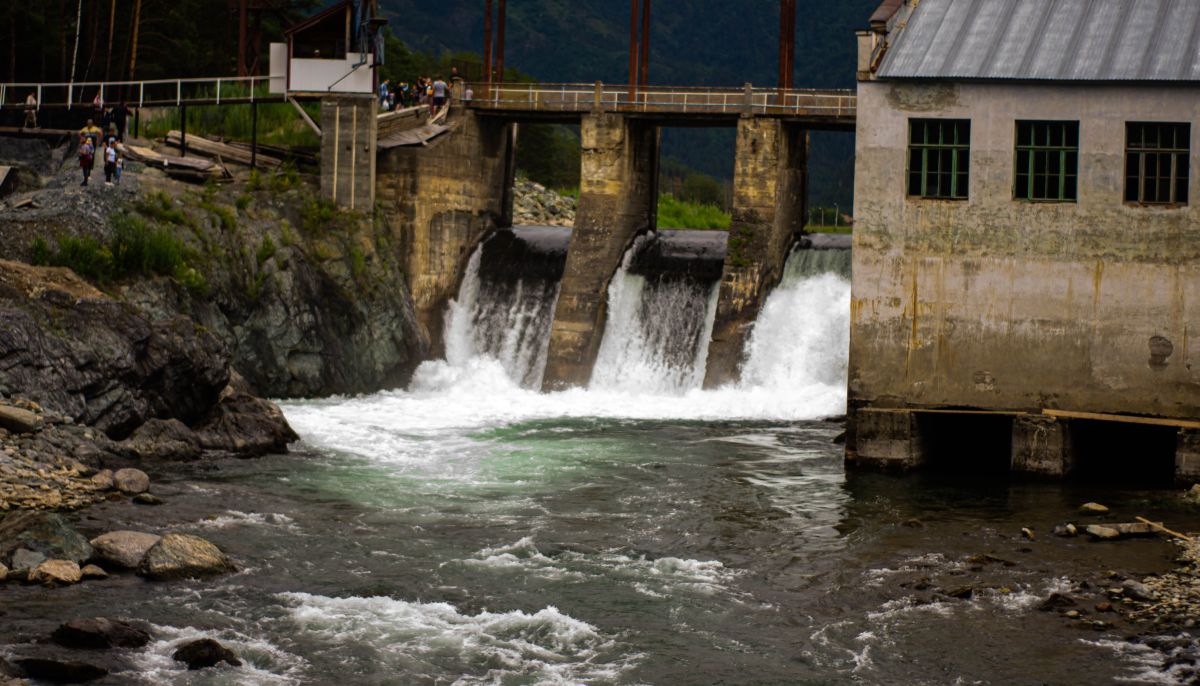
[1042,409,1200,430]
[289,97,321,136]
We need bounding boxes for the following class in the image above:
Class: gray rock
[0,405,39,434]
[172,638,242,670]
[120,418,201,461]
[1086,525,1121,540]
[29,559,81,586]
[137,533,235,581]
[1052,523,1078,537]
[132,493,164,506]
[0,512,93,566]
[10,548,45,575]
[1122,579,1157,601]
[1079,502,1110,515]
[88,531,161,569]
[90,469,114,490]
[193,381,297,456]
[112,468,149,495]
[79,564,108,580]
[14,657,107,683]
[52,618,150,649]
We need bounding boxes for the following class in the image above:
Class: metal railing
[0,75,281,110]
[468,82,856,119]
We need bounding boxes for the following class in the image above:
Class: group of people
[77,118,124,187]
[22,91,130,140]
[378,68,471,116]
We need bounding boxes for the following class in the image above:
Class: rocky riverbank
[512,178,575,227]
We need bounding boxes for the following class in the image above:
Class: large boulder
[193,373,297,456]
[120,418,201,461]
[52,618,151,650]
[137,533,235,581]
[0,512,92,566]
[112,468,149,495]
[29,559,81,586]
[89,531,161,569]
[0,405,39,434]
[14,657,107,683]
[172,638,242,670]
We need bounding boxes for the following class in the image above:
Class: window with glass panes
[1125,123,1190,205]
[1014,121,1078,202]
[907,119,970,199]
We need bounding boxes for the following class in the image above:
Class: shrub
[256,235,277,265]
[30,236,51,266]
[235,193,253,211]
[136,192,187,225]
[300,198,341,235]
[49,236,113,281]
[656,194,731,230]
[109,213,185,277]
[246,169,265,192]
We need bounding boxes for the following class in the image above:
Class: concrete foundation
[375,109,514,352]
[320,96,377,211]
[1011,416,1074,477]
[704,118,807,388]
[542,113,658,390]
[1177,429,1200,484]
[850,409,927,471]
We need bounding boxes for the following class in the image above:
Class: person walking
[79,120,103,180]
[102,140,118,186]
[22,93,37,129]
[114,150,124,186]
[431,75,448,116]
[379,79,391,110]
[78,137,95,187]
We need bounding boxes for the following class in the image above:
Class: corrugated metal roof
[877,0,1200,81]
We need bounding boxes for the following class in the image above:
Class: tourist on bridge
[380,79,391,110]
[77,137,94,187]
[431,76,448,116]
[22,93,37,129]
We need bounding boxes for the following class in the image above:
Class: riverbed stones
[137,533,235,580]
[1079,502,1110,515]
[1086,525,1121,540]
[29,559,81,586]
[172,638,242,670]
[1053,523,1078,537]
[80,564,107,580]
[88,531,161,569]
[0,512,92,565]
[14,657,107,683]
[0,406,40,434]
[1122,579,1157,601]
[89,470,114,490]
[132,493,164,506]
[52,618,151,650]
[121,419,201,461]
[112,468,149,495]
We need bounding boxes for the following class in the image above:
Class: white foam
[185,511,299,533]
[117,623,306,685]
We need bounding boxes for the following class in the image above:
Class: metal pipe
[483,0,493,84]
[639,0,651,88]
[628,0,639,100]
[250,100,257,169]
[495,0,506,83]
[238,0,248,77]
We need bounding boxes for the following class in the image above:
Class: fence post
[593,81,602,112]
[742,82,753,116]
[216,79,221,105]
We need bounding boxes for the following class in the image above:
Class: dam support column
[1011,416,1075,477]
[541,113,658,390]
[703,117,807,388]
[851,409,927,471]
[321,95,377,211]
[1177,429,1200,484]
[375,109,515,353]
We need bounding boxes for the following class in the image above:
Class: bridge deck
[0,76,279,110]
[469,83,856,128]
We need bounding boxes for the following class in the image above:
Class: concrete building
[849,0,1200,482]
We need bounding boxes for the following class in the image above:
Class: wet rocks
[0,561,7,581]
[193,376,298,456]
[512,178,576,227]
[172,638,242,670]
[137,533,235,581]
[0,512,92,566]
[1085,524,1121,540]
[1121,579,1157,602]
[1036,592,1077,611]
[13,657,107,683]
[79,564,107,580]
[51,618,151,650]
[132,493,164,506]
[88,531,161,569]
[29,559,82,586]
[112,468,149,495]
[120,419,201,461]
[0,406,40,434]
[1079,502,1110,515]
[941,585,974,600]
[1053,523,1078,537]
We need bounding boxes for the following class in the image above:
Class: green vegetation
[30,214,203,292]
[515,125,582,189]
[656,194,731,230]
[300,198,343,235]
[135,192,187,225]
[235,194,253,211]
[256,236,277,265]
[141,84,320,148]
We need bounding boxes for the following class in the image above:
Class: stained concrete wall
[542,113,658,390]
[320,95,377,211]
[375,110,514,353]
[704,118,808,388]
[850,82,1200,433]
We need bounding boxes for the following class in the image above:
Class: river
[3,237,1197,684]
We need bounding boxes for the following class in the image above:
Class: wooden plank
[1042,409,1200,430]
[163,131,282,168]
[0,126,76,137]
[123,144,218,173]
[859,407,1031,417]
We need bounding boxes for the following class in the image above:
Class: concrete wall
[704,118,808,388]
[542,113,658,390]
[375,110,514,353]
[850,82,1200,428]
[320,95,377,212]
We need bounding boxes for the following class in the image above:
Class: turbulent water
[4,238,1198,685]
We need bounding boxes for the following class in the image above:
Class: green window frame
[907,119,970,200]
[1125,122,1190,205]
[1014,121,1079,202]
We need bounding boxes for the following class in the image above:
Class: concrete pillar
[375,110,514,353]
[1011,415,1075,477]
[703,117,807,388]
[1177,429,1200,484]
[321,95,377,211]
[850,409,927,471]
[541,113,658,390]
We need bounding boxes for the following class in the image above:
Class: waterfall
[443,239,561,388]
[590,236,720,394]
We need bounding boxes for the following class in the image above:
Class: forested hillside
[381,0,874,207]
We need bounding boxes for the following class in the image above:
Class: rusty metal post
[238,0,248,77]
[639,0,651,88]
[483,0,493,85]
[628,0,640,100]
[787,0,796,90]
[495,0,507,83]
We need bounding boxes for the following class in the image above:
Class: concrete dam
[438,226,851,396]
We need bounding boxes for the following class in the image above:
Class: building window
[1014,121,1078,202]
[907,119,970,200]
[1125,122,1190,205]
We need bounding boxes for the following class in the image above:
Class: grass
[300,198,343,235]
[256,236,277,265]
[140,84,320,148]
[135,192,188,225]
[656,194,731,230]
